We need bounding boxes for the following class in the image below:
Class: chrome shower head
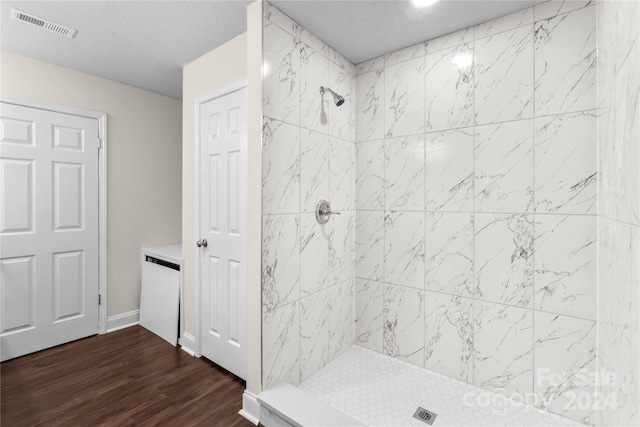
[320,86,345,106]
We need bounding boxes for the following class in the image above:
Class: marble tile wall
[261,3,356,389]
[596,0,640,425]
[354,2,598,424]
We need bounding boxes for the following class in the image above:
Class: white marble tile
[534,215,596,320]
[535,111,597,215]
[262,214,299,312]
[384,283,424,367]
[535,0,594,22]
[330,48,353,74]
[596,321,640,427]
[328,280,354,360]
[300,26,328,57]
[257,406,284,427]
[475,213,533,308]
[424,212,473,297]
[355,211,384,281]
[355,140,384,210]
[384,42,424,67]
[425,27,474,54]
[329,210,354,284]
[598,2,640,227]
[475,119,534,213]
[300,129,327,214]
[535,6,596,116]
[384,57,425,137]
[355,278,383,352]
[263,2,301,38]
[384,134,425,211]
[259,383,366,427]
[350,68,357,142]
[328,60,355,141]
[328,139,354,212]
[263,301,300,388]
[474,301,534,395]
[598,218,636,327]
[299,213,329,297]
[425,44,474,132]
[533,312,596,425]
[299,289,329,382]
[424,292,473,383]
[262,118,300,215]
[355,56,384,75]
[475,25,534,125]
[300,43,329,134]
[474,7,534,39]
[355,70,385,142]
[425,129,474,212]
[612,49,640,226]
[263,21,300,125]
[384,212,425,289]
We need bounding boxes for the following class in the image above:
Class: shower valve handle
[319,206,340,216]
[316,199,340,224]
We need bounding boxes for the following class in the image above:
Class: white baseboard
[106,310,140,333]
[179,332,197,357]
[239,390,260,425]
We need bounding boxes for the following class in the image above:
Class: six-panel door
[199,88,248,380]
[0,103,99,361]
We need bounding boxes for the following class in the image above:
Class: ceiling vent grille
[11,9,77,38]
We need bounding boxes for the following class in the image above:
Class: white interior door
[0,102,99,361]
[199,86,247,380]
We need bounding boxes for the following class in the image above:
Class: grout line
[594,0,601,400]
[297,27,303,384]
[532,19,537,395]
[324,209,597,217]
[381,55,387,358]
[471,24,477,387]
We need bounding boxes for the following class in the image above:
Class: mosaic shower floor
[298,346,583,427]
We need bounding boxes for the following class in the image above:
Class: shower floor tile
[298,346,582,427]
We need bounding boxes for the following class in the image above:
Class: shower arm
[319,86,336,97]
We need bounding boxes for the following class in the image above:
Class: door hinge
[97,137,102,149]
[98,294,102,305]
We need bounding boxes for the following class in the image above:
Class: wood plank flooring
[1,326,256,426]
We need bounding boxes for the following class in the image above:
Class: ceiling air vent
[11,9,77,38]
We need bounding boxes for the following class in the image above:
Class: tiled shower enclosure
[260,1,639,426]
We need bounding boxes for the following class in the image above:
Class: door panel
[52,250,84,321]
[52,125,84,151]
[0,102,99,361]
[53,162,84,230]
[0,159,34,233]
[199,87,247,380]
[0,256,35,333]
[0,117,33,145]
[208,255,220,336]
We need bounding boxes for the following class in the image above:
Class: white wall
[183,28,264,396]
[246,0,264,396]
[0,49,182,318]
[597,0,640,425]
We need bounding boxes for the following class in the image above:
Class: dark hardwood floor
[1,326,256,426]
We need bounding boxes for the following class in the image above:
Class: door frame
[1,95,108,334]
[193,78,247,358]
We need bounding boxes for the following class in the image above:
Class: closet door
[1,102,99,361]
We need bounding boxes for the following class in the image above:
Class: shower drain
[413,407,438,425]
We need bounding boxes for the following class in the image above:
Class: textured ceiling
[0,1,250,99]
[0,0,547,100]
[272,0,546,64]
